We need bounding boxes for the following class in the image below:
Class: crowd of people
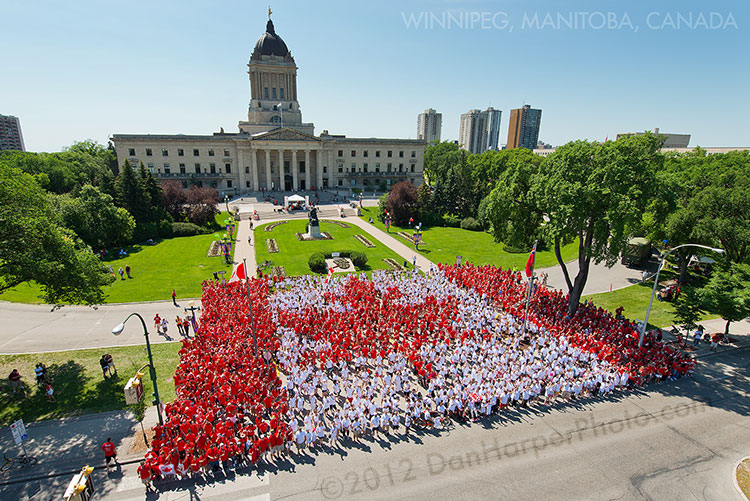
[138,265,694,483]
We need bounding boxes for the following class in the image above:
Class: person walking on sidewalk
[101,438,119,473]
[172,289,177,306]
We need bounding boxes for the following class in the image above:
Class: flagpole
[243,258,258,353]
[522,240,538,335]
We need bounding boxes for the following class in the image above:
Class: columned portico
[316,149,322,190]
[277,149,284,190]
[265,149,271,190]
[237,148,247,191]
[249,149,258,191]
[304,150,311,191]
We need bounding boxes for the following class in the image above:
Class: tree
[129,397,149,447]
[57,185,135,250]
[0,166,114,304]
[699,263,750,335]
[185,185,219,226]
[535,135,663,316]
[672,287,705,335]
[161,180,188,220]
[115,160,151,223]
[386,181,419,226]
[424,141,462,183]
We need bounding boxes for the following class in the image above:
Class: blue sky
[2,0,747,152]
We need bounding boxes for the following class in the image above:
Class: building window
[363,179,369,186]
[350,162,356,172]
[147,163,154,173]
[128,148,135,156]
[225,163,231,174]
[264,87,269,98]
[179,163,186,174]
[338,150,343,157]
[411,150,416,158]
[163,163,170,174]
[210,163,216,174]
[227,180,233,188]
[375,163,380,173]
[351,179,356,186]
[323,166,327,173]
[387,163,392,172]
[178,149,184,156]
[146,148,152,156]
[245,166,250,174]
[299,161,305,174]
[280,88,284,99]
[399,151,404,158]
[363,163,368,173]
[338,164,343,173]
[411,165,415,173]
[376,151,380,157]
[351,150,356,157]
[272,88,277,99]
[224,149,230,157]
[193,149,199,156]
[399,163,403,172]
[246,181,251,188]
[194,163,201,173]
[363,151,368,158]
[338,179,343,187]
[162,149,168,157]
[387,150,393,158]
[208,149,214,157]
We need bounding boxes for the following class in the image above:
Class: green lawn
[359,207,578,269]
[0,343,180,425]
[0,212,237,304]
[254,219,414,276]
[587,281,718,330]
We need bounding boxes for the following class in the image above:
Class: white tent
[288,194,305,202]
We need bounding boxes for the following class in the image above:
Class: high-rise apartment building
[417,108,442,143]
[507,105,542,150]
[459,109,488,154]
[0,114,25,151]
[485,107,502,151]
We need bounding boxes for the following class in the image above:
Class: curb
[734,456,750,501]
[0,457,142,487]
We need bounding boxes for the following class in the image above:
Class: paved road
[2,347,747,500]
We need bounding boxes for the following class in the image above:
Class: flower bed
[266,239,279,253]
[353,234,376,248]
[325,220,350,228]
[383,258,406,271]
[295,232,333,241]
[264,221,288,232]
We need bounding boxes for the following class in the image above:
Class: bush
[133,219,172,242]
[444,215,461,227]
[350,251,368,268]
[460,217,483,231]
[503,244,529,254]
[308,252,327,274]
[171,222,209,237]
[421,212,444,227]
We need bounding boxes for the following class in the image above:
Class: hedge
[171,222,210,237]
[460,217,483,231]
[308,252,327,274]
[444,215,461,228]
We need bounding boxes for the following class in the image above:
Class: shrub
[350,251,368,268]
[460,217,482,231]
[421,212,444,227]
[171,222,209,237]
[308,252,327,274]
[444,215,461,227]
[503,244,529,254]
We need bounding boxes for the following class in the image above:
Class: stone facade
[112,17,425,196]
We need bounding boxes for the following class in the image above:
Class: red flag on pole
[324,266,334,284]
[525,241,538,278]
[230,261,246,282]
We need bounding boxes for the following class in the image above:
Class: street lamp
[638,243,724,348]
[112,313,164,425]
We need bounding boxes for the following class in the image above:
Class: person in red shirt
[101,437,118,473]
[137,460,154,491]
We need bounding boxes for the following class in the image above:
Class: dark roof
[252,20,289,58]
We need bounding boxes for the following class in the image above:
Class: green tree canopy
[699,263,750,335]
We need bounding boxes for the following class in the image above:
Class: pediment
[252,127,320,142]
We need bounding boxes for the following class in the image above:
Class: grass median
[0,343,180,425]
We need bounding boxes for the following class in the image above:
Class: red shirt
[101,442,116,457]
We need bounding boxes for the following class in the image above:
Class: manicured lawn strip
[0,343,180,425]
[587,282,718,330]
[737,459,750,499]
[0,212,237,304]
[359,207,578,269]
[254,219,414,276]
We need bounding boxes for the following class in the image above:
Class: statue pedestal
[307,222,322,239]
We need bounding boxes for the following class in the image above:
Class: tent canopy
[288,194,305,202]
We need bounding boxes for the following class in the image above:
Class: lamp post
[184,300,201,333]
[112,313,164,425]
[638,243,724,348]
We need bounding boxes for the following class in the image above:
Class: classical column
[237,148,247,193]
[291,149,299,191]
[304,149,311,191]
[249,148,258,191]
[278,149,284,191]
[264,149,272,191]
[316,149,323,190]
[328,149,335,187]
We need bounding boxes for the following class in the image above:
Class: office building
[507,105,542,150]
[0,114,25,151]
[417,108,442,143]
[485,107,502,151]
[616,128,690,148]
[459,109,488,154]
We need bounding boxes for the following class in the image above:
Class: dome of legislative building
[252,20,289,58]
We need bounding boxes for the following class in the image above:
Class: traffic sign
[10,419,27,445]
